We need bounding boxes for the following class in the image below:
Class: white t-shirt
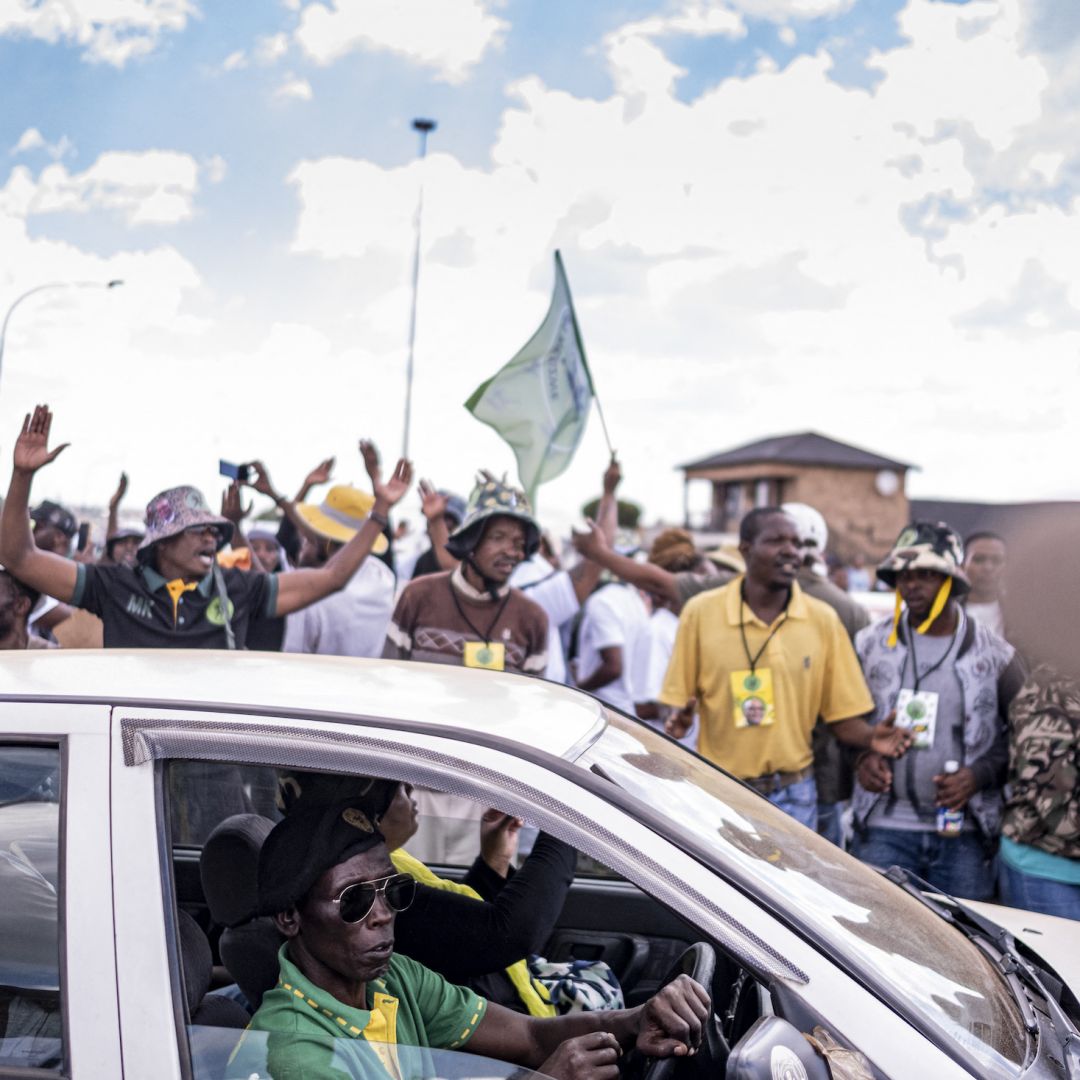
[642,607,698,749]
[576,583,651,713]
[966,599,1005,638]
[510,553,579,683]
[283,557,396,658]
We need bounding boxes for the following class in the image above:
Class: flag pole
[402,117,436,460]
[593,395,615,457]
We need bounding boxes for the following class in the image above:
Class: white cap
[781,502,828,551]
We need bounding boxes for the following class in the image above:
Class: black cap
[257,798,387,916]
[276,770,398,819]
[31,501,77,540]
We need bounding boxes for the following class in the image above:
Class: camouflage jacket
[1002,665,1080,860]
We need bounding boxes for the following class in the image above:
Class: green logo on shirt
[206,596,235,626]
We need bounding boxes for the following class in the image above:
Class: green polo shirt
[229,945,487,1080]
[70,561,277,648]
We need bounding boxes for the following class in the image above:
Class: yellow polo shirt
[659,576,873,780]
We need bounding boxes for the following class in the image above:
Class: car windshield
[579,713,1029,1076]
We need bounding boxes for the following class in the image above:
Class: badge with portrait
[730,669,775,728]
[894,688,938,750]
[464,641,506,671]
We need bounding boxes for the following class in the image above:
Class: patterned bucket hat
[295,486,389,555]
[876,521,970,594]
[445,473,540,559]
[138,486,233,553]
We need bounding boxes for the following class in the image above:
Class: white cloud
[255,31,289,63]
[202,155,228,184]
[294,0,506,84]
[221,49,247,71]
[275,73,313,101]
[0,0,196,67]
[279,0,1080,523]
[9,129,74,160]
[1,150,210,225]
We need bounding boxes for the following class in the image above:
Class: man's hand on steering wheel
[635,974,710,1058]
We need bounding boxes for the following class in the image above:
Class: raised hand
[220,481,251,525]
[571,518,608,560]
[418,479,449,521]
[479,809,523,878]
[602,455,621,496]
[108,472,128,511]
[245,460,278,500]
[359,439,381,488]
[373,457,413,510]
[14,405,69,475]
[303,456,335,490]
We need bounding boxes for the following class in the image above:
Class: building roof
[679,432,913,473]
[0,650,605,762]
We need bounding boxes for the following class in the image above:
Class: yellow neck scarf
[390,849,556,1018]
[887,577,953,648]
[165,578,198,625]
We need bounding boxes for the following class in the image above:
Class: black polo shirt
[71,562,278,649]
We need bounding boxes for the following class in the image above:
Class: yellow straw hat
[295,486,389,554]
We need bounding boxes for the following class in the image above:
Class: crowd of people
[2,404,1077,925]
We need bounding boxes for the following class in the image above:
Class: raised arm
[106,471,127,540]
[567,456,621,604]
[273,444,412,617]
[572,519,679,604]
[0,406,78,602]
[418,479,459,572]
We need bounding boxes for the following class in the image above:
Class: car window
[581,714,1029,1075]
[168,761,281,845]
[0,744,63,1072]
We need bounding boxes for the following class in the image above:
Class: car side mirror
[726,1016,831,1080]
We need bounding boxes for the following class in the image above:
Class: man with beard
[660,507,910,828]
[231,795,708,1080]
[383,475,547,675]
[0,405,413,649]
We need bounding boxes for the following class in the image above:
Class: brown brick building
[680,432,913,560]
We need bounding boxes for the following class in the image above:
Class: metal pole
[402,118,436,460]
[0,279,123,386]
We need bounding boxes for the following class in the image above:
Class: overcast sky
[1,0,1077,538]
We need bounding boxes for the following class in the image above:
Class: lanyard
[738,585,790,676]
[449,579,511,646]
[903,612,961,691]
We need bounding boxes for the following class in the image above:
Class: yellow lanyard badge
[464,641,506,671]
[731,668,775,728]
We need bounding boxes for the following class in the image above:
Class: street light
[0,279,124,384]
[402,118,437,460]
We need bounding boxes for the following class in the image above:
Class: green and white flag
[465,251,596,506]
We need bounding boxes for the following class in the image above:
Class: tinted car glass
[0,745,63,1071]
[581,715,1029,1075]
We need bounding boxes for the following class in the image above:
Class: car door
[0,701,119,1080]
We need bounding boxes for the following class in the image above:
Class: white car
[1,650,1077,1079]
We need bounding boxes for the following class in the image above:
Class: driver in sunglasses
[241,796,709,1080]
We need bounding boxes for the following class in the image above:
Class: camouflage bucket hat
[876,521,970,594]
[138,485,234,553]
[445,473,541,559]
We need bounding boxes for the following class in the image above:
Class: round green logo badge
[206,596,235,626]
[743,674,761,692]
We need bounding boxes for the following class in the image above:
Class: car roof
[0,650,607,760]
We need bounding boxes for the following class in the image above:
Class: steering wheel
[640,943,726,1080]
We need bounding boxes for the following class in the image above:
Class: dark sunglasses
[332,872,416,924]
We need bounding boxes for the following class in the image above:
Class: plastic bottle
[936,760,965,837]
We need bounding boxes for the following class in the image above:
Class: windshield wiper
[884,866,1080,1073]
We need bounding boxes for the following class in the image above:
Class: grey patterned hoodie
[852,613,1025,841]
